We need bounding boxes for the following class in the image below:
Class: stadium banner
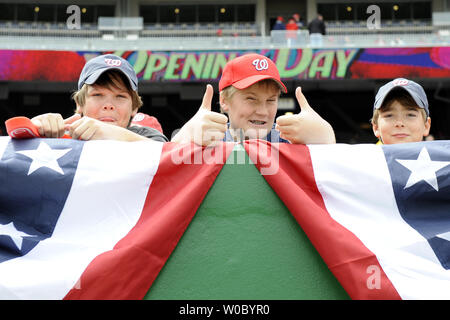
[0,47,449,83]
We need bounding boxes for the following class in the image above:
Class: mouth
[248,120,267,127]
[392,133,409,138]
[99,117,116,123]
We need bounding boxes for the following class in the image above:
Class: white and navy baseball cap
[78,54,138,91]
[374,78,429,116]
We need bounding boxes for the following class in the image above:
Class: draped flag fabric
[244,140,450,300]
[0,136,232,299]
[2,135,450,300]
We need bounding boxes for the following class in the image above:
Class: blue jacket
[223,123,290,143]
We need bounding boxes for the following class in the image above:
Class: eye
[407,112,417,117]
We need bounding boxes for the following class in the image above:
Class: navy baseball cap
[78,54,138,91]
[374,78,429,116]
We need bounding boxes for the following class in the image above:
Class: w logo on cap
[252,58,269,71]
[393,79,409,86]
[104,58,122,67]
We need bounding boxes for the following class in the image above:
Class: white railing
[98,17,143,31]
[325,19,434,35]
[0,22,448,50]
[432,12,450,26]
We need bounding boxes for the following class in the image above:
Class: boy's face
[221,81,280,139]
[372,100,430,144]
[77,82,136,129]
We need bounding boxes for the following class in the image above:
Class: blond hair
[72,70,143,113]
[219,79,282,112]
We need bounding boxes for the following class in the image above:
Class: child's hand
[31,113,80,138]
[276,87,335,144]
[68,116,104,140]
[65,116,149,141]
[68,115,127,141]
[171,84,228,146]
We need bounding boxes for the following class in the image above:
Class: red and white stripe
[0,137,231,299]
[245,140,450,300]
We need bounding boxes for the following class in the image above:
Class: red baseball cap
[219,53,287,93]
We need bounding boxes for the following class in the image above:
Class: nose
[255,104,269,116]
[394,118,404,127]
[102,103,115,111]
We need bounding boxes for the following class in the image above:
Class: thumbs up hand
[171,84,228,146]
[275,87,335,144]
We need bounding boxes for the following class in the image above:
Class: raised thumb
[200,84,214,111]
[296,87,313,113]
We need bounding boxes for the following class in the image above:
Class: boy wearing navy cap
[172,53,335,146]
[371,78,431,145]
[31,54,167,142]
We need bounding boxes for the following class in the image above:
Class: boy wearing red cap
[31,54,168,142]
[371,78,431,144]
[172,53,335,146]
[272,16,286,30]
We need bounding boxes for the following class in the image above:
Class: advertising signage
[0,47,449,83]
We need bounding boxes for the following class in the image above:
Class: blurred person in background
[272,16,286,30]
[292,13,304,29]
[285,18,298,46]
[308,14,326,35]
[286,18,298,32]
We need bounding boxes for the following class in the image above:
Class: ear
[423,117,431,137]
[372,121,381,139]
[131,108,138,118]
[219,94,229,113]
[75,104,83,116]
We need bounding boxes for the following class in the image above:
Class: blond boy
[172,53,335,146]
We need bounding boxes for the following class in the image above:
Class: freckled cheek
[82,103,102,119]
[269,106,277,118]
[116,109,132,126]
[413,124,428,136]
[377,124,392,138]
[379,119,393,129]
[235,113,251,128]
[229,106,253,125]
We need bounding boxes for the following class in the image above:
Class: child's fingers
[70,120,91,140]
[276,114,296,127]
[204,112,229,125]
[47,114,64,138]
[33,114,65,138]
[202,129,226,146]
[64,113,81,125]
